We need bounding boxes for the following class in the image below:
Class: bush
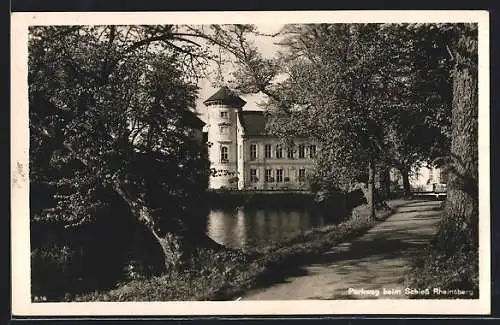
[30,214,156,301]
[406,216,479,299]
[31,244,81,301]
[71,248,255,302]
[407,246,478,298]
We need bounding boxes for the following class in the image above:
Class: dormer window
[220,111,229,119]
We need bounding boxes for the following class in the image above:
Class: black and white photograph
[11,10,490,315]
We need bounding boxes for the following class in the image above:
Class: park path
[242,199,443,300]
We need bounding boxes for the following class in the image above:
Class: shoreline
[206,189,319,209]
[67,199,405,302]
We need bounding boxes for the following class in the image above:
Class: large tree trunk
[112,184,225,270]
[400,166,411,198]
[367,159,376,219]
[443,30,478,248]
[59,140,223,271]
[379,168,391,200]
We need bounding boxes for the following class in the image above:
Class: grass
[68,203,396,302]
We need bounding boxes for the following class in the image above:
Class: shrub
[31,244,80,301]
[30,215,146,301]
[406,215,479,299]
[71,248,255,302]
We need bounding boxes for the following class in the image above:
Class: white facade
[204,87,316,190]
[205,102,240,189]
[390,164,446,192]
[409,164,446,191]
[240,137,316,190]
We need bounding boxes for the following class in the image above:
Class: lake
[206,206,328,249]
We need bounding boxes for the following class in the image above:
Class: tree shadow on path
[245,200,443,299]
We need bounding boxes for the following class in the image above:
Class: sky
[194,24,285,123]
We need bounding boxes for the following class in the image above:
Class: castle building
[203,86,316,190]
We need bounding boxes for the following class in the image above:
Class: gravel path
[242,199,443,300]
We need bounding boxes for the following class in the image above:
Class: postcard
[11,10,490,316]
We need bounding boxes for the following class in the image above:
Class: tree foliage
[219,21,480,293]
[29,25,216,275]
[224,23,456,196]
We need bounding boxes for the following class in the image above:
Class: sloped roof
[239,110,269,136]
[239,110,308,138]
[203,86,246,108]
[181,109,205,129]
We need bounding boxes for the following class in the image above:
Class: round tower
[204,86,246,190]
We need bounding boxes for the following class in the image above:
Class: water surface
[206,206,327,249]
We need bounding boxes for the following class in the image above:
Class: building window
[276,145,283,159]
[265,169,273,182]
[264,144,272,158]
[220,111,228,119]
[219,125,229,134]
[239,145,242,159]
[250,144,257,160]
[220,146,228,163]
[250,169,258,183]
[298,144,305,158]
[309,144,316,159]
[276,169,284,182]
[287,148,294,159]
[298,168,306,182]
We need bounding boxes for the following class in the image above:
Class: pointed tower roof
[203,86,246,108]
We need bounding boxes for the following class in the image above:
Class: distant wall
[206,189,365,219]
[241,137,316,190]
[207,190,317,208]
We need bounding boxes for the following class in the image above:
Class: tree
[405,23,479,293]
[224,24,411,218]
[441,23,478,251]
[29,25,220,275]
[385,23,478,240]
[379,24,453,197]
[220,23,457,210]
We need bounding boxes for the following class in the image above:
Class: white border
[11,10,490,316]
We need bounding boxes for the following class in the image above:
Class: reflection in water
[235,207,247,247]
[206,206,326,249]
